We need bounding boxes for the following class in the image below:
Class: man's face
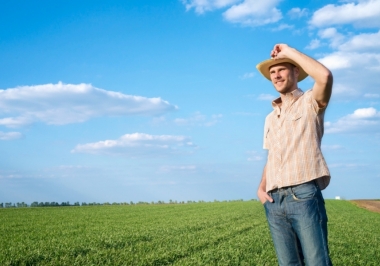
[269,63,299,94]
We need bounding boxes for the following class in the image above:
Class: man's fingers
[264,193,273,203]
[259,191,273,204]
[267,194,273,202]
[270,44,288,59]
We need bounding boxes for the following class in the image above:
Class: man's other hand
[258,187,273,204]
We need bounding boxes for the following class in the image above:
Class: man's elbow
[320,69,333,87]
[315,71,333,107]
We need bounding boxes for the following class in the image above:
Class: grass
[0,200,379,265]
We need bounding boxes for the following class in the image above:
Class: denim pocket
[291,182,317,201]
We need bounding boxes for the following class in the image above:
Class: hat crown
[256,58,308,82]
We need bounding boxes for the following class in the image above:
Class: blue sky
[1,0,379,203]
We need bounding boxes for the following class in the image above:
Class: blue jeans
[264,180,332,266]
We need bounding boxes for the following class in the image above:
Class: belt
[269,180,318,193]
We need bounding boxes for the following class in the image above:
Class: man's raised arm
[270,43,333,108]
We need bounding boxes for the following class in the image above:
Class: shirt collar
[271,88,304,109]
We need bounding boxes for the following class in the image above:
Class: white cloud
[0,173,23,179]
[246,150,263,161]
[318,51,380,71]
[174,112,222,126]
[303,4,380,100]
[325,107,380,134]
[328,163,368,169]
[314,28,380,98]
[158,165,197,173]
[0,131,22,140]
[318,28,346,48]
[306,39,321,50]
[182,0,283,27]
[56,165,91,170]
[181,0,241,14]
[318,52,351,70]
[271,24,294,32]
[321,144,344,151]
[350,107,378,118]
[338,30,380,52]
[0,82,177,128]
[223,0,282,27]
[310,0,380,28]
[364,93,380,98]
[258,94,276,101]
[0,117,32,128]
[71,133,197,156]
[240,72,255,79]
[331,83,358,97]
[233,111,258,116]
[287,7,308,19]
[318,28,338,39]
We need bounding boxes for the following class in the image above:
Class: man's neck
[278,88,300,108]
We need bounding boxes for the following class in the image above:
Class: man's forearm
[259,165,267,191]
[280,46,331,84]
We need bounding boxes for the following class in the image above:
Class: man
[256,43,333,266]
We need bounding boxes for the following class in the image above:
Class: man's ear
[294,66,300,79]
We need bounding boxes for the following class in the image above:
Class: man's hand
[270,43,292,59]
[258,164,273,204]
[257,187,273,204]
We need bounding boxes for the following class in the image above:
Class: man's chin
[274,86,286,93]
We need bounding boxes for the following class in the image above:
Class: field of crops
[1,200,379,265]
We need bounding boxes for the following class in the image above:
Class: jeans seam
[292,230,304,266]
[315,195,331,266]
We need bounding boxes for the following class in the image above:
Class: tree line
[0,199,252,208]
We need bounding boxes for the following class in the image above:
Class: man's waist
[269,180,318,193]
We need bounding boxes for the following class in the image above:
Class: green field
[1,200,379,265]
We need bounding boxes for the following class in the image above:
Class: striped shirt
[263,88,330,192]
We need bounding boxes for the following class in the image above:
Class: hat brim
[256,58,308,82]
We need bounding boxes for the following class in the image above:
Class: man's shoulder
[299,89,327,113]
[297,88,312,99]
[294,89,314,106]
[303,89,313,96]
[265,110,276,120]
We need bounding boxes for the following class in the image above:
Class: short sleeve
[305,89,327,115]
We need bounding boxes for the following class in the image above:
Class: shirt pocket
[286,113,302,121]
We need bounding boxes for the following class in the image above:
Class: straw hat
[256,58,308,82]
